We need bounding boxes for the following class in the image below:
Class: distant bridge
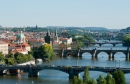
[0,65,130,78]
[84,42,123,47]
[54,48,130,59]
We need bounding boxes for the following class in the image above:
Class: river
[1,40,130,84]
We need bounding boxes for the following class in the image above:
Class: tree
[122,34,130,46]
[14,52,28,63]
[105,73,115,84]
[72,76,83,84]
[113,70,126,84]
[83,67,89,83]
[97,75,106,84]
[7,53,14,58]
[5,58,16,65]
[26,54,34,61]
[72,76,79,84]
[87,78,96,84]
[0,52,5,61]
[36,43,56,60]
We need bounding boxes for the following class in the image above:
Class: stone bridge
[54,48,130,59]
[0,65,130,79]
[84,42,123,47]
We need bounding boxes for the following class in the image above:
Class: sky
[0,0,130,29]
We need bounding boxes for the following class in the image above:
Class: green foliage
[72,76,83,84]
[15,53,28,63]
[0,52,5,61]
[87,78,96,84]
[97,75,106,84]
[72,34,94,49]
[83,67,89,83]
[113,70,126,84]
[33,44,56,60]
[4,52,34,65]
[122,34,130,46]
[5,58,16,65]
[8,53,14,58]
[26,54,34,61]
[105,73,115,84]
[75,40,84,49]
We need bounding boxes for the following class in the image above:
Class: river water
[1,40,130,84]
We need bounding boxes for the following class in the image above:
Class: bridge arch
[115,43,123,47]
[101,43,113,47]
[39,69,69,74]
[66,52,75,56]
[81,52,92,59]
[113,52,126,60]
[64,50,79,57]
[95,52,109,58]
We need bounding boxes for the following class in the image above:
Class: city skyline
[0,0,130,29]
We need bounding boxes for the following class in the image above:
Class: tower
[36,25,38,31]
[45,29,51,44]
[16,31,26,44]
[54,28,58,42]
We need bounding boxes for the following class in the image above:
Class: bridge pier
[9,69,21,76]
[99,44,102,47]
[92,48,97,58]
[113,44,115,47]
[0,70,4,75]
[28,69,39,77]
[69,73,80,79]
[109,52,113,59]
[77,49,81,57]
[61,49,64,57]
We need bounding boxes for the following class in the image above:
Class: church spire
[55,28,57,36]
[46,29,50,36]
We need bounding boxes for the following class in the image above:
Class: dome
[17,33,25,39]
[17,31,25,39]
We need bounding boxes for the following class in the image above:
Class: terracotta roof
[11,48,27,53]
[0,40,8,44]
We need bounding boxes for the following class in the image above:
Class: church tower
[45,29,51,44]
[53,28,58,42]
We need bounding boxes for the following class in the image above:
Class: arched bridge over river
[0,65,130,79]
[54,48,130,59]
[84,42,123,47]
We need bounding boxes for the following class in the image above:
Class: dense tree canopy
[105,73,115,84]
[33,43,56,61]
[113,70,126,84]
[96,75,106,84]
[72,34,95,49]
[122,34,130,46]
[4,52,34,65]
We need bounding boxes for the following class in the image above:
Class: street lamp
[119,60,120,68]
[115,61,116,68]
[76,59,78,66]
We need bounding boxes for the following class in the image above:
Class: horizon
[0,0,130,29]
[1,25,123,30]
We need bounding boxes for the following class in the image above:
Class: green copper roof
[17,33,25,38]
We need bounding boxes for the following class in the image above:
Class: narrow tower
[45,29,51,44]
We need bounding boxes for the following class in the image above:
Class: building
[0,41,8,55]
[8,31,31,54]
[44,29,72,50]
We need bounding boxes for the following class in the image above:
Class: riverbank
[18,60,35,65]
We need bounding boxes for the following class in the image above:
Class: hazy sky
[0,0,130,29]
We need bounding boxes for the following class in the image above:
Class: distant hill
[83,27,108,31]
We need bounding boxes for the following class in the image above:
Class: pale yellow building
[0,41,8,55]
